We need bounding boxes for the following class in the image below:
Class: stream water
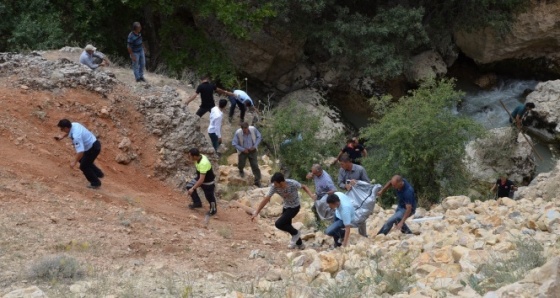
[455,79,557,174]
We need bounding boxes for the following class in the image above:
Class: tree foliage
[361,79,485,203]
[261,100,340,180]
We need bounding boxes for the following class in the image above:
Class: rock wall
[525,79,560,142]
[454,1,560,69]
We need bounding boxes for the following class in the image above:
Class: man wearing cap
[79,45,109,70]
[55,119,104,189]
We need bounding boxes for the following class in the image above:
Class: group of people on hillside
[69,21,537,250]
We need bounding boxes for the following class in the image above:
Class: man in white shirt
[208,99,227,154]
[222,89,258,123]
[79,44,109,70]
[55,119,104,189]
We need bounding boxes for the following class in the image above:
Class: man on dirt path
[208,99,227,155]
[186,148,217,216]
[251,172,314,249]
[55,119,104,189]
[185,75,227,118]
[376,175,417,235]
[232,122,262,187]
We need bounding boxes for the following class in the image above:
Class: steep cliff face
[454,1,560,70]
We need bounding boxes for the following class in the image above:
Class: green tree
[361,79,485,204]
[261,100,340,180]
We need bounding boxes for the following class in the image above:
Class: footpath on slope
[0,50,285,297]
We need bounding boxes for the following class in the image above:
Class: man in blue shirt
[510,102,535,129]
[127,22,145,83]
[55,119,104,189]
[325,192,356,247]
[232,122,262,187]
[376,175,417,235]
[306,164,336,221]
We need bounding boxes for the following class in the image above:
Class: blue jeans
[325,217,345,247]
[377,207,413,235]
[208,133,220,152]
[131,50,145,80]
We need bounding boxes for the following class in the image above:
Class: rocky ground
[1,51,560,298]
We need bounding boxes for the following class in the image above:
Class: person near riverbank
[185,148,217,216]
[208,99,227,154]
[221,89,257,123]
[337,154,370,190]
[127,22,146,83]
[232,122,262,187]
[510,102,535,129]
[376,175,417,235]
[336,138,367,165]
[185,76,226,117]
[251,172,314,249]
[490,174,517,199]
[79,44,109,70]
[55,119,104,189]
[325,192,356,248]
[306,164,336,221]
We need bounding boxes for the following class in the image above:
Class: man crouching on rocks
[376,175,417,235]
[326,192,356,248]
[251,172,314,249]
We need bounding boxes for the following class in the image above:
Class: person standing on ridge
[127,22,146,83]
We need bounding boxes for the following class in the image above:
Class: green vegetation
[260,100,340,180]
[362,79,485,205]
[29,254,84,281]
[0,0,528,83]
[467,236,546,295]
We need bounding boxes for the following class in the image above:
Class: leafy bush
[260,99,340,180]
[467,236,546,295]
[29,254,84,281]
[362,79,485,204]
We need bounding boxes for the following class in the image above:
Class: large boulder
[405,50,447,83]
[277,89,346,139]
[516,160,560,201]
[454,1,560,68]
[525,80,560,142]
[465,127,536,184]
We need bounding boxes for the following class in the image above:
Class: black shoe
[239,171,245,178]
[140,77,146,82]
[254,181,262,188]
[207,208,217,216]
[188,203,202,209]
[87,185,100,189]
[97,173,105,179]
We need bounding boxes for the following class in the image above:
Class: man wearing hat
[79,44,109,70]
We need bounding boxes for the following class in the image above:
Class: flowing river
[456,79,557,174]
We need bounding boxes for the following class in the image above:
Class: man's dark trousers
[79,140,103,187]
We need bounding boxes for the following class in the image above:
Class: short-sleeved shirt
[510,105,527,123]
[396,179,417,214]
[195,154,215,183]
[496,179,514,198]
[127,32,143,53]
[313,171,336,198]
[341,144,365,162]
[334,192,356,226]
[266,179,301,208]
[196,82,217,109]
[69,122,96,153]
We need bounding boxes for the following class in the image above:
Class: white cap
[84,44,96,51]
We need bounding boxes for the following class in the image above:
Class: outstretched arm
[251,196,271,221]
[185,93,198,105]
[377,180,391,197]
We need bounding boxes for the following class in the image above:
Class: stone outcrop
[136,86,213,184]
[278,89,346,139]
[0,52,117,96]
[2,286,48,298]
[516,159,560,202]
[454,1,560,67]
[465,127,536,184]
[525,80,560,142]
[405,50,447,83]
